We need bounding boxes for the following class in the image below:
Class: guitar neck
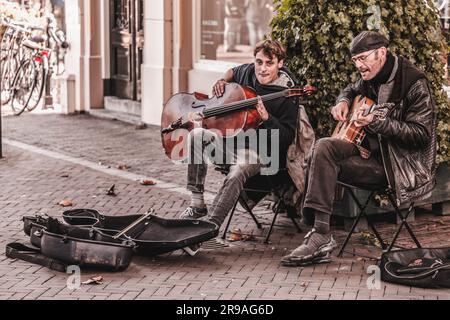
[362,105,377,117]
[362,102,392,117]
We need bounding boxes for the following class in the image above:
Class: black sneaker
[281,229,337,267]
[180,207,208,220]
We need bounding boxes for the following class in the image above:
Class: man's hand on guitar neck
[331,101,350,122]
[352,105,375,128]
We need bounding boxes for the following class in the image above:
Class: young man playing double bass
[180,40,299,231]
[282,31,437,267]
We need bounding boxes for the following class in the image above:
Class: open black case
[7,209,219,272]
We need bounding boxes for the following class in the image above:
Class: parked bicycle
[1,14,68,116]
[0,17,40,106]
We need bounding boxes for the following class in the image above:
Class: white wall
[141,0,173,126]
[63,0,81,112]
[63,0,103,113]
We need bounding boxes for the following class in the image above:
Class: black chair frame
[337,181,422,258]
[216,166,302,243]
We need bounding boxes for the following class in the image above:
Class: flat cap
[350,31,389,56]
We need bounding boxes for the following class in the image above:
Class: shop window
[436,0,450,29]
[200,0,274,64]
[435,0,450,81]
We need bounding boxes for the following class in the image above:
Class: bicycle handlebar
[1,17,45,33]
[48,27,69,49]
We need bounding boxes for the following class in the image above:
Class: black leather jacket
[337,56,437,205]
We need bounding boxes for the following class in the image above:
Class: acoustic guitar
[332,96,395,159]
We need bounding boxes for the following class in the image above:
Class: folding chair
[216,166,302,243]
[337,181,422,258]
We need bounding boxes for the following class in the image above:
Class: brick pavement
[2,113,223,191]
[1,113,450,300]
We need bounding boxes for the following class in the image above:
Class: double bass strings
[202,91,287,118]
[203,92,284,117]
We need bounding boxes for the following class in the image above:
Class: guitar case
[380,247,450,288]
[8,209,219,272]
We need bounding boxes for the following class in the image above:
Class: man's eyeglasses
[352,49,378,64]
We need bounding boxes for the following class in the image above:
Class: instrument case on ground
[380,247,450,288]
[7,209,219,272]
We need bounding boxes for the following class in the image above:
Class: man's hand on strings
[331,101,350,122]
[256,96,269,121]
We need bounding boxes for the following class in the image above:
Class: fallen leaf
[357,232,381,248]
[82,276,104,285]
[107,185,117,196]
[300,282,308,287]
[339,266,350,271]
[141,180,157,186]
[228,229,256,242]
[229,229,243,242]
[58,199,74,207]
[61,174,70,178]
[118,164,131,171]
[374,194,390,207]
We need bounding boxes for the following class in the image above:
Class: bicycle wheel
[1,34,16,104]
[25,56,46,112]
[1,53,19,104]
[10,59,39,116]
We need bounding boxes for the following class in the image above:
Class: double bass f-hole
[192,102,206,109]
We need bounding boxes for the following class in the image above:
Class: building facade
[60,0,449,126]
[61,0,275,125]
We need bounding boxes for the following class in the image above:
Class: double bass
[161,83,316,161]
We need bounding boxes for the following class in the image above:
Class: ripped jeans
[187,128,264,227]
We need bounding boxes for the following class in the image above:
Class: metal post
[0,27,3,159]
[0,98,3,160]
[43,63,53,109]
[44,0,53,109]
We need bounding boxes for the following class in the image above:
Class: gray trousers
[303,138,388,216]
[187,128,264,227]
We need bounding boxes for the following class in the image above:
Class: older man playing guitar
[282,31,437,267]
